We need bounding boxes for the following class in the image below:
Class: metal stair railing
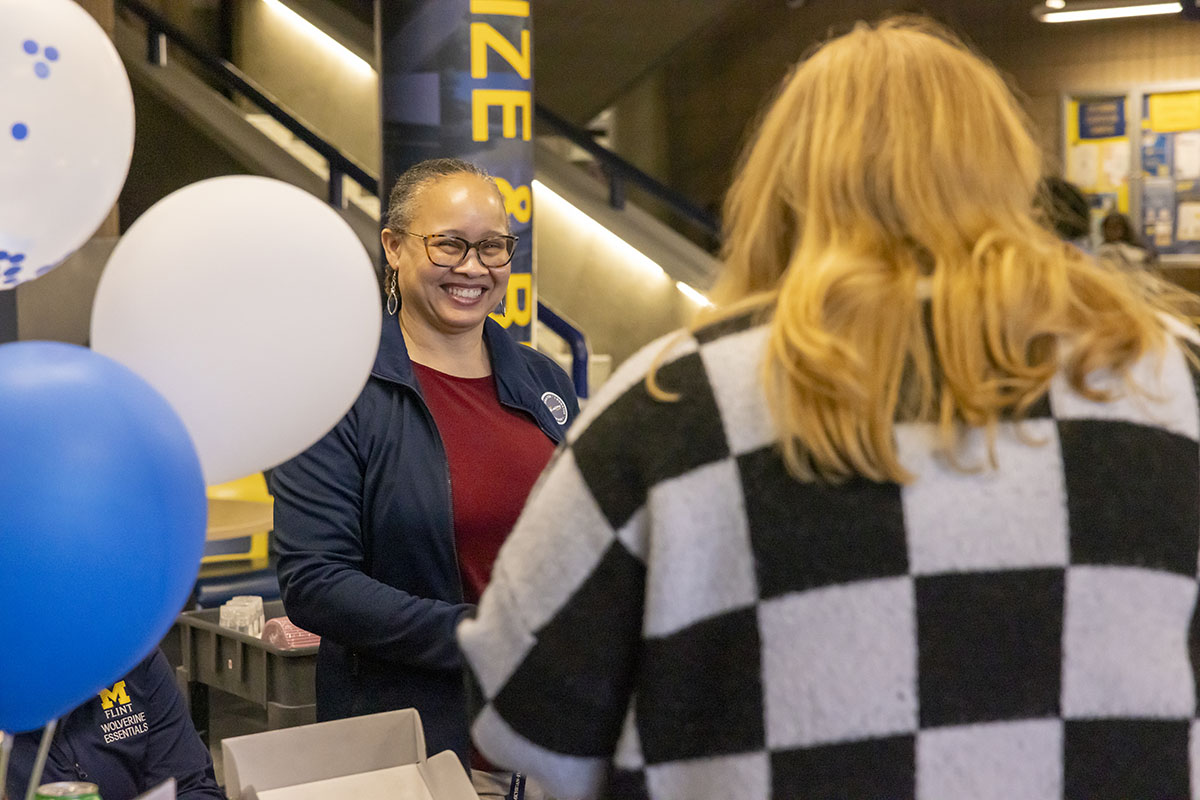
[536,304,590,400]
[533,104,721,242]
[118,0,377,209]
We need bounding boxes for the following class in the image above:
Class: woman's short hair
[384,158,501,233]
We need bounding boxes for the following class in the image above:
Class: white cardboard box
[221,708,477,800]
[133,778,176,800]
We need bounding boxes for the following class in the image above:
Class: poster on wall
[1175,132,1200,180]
[1177,201,1200,241]
[1140,91,1200,255]
[1066,96,1131,246]
[1079,97,1126,140]
[1067,142,1100,188]
[1176,182,1200,243]
[1143,132,1171,178]
[1101,140,1130,189]
[1149,90,1200,133]
[1143,178,1176,251]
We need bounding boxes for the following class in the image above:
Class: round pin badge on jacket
[542,391,569,425]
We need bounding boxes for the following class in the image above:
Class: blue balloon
[0,342,205,733]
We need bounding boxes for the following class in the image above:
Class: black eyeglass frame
[398,230,519,269]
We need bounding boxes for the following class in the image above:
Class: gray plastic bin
[168,600,317,741]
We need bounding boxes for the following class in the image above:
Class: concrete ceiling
[315,0,1053,126]
[529,0,743,124]
[762,0,1048,43]
[645,0,1200,209]
[525,0,1092,124]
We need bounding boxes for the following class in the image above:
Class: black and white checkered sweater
[458,312,1200,800]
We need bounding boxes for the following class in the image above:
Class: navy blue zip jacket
[5,650,222,800]
[271,309,578,766]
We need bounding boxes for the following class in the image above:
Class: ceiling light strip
[1038,2,1182,22]
[261,0,374,76]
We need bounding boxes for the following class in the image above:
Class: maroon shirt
[412,362,557,606]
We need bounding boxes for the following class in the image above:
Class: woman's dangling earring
[386,268,399,315]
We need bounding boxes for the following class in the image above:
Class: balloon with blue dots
[10,38,60,143]
[23,38,59,79]
[0,251,27,286]
[2,0,136,292]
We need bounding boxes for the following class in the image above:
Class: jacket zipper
[412,390,466,605]
[388,375,562,604]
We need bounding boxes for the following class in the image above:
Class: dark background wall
[650,1,1200,215]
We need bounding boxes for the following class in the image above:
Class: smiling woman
[383,169,514,373]
[269,159,578,798]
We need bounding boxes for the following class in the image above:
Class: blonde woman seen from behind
[459,18,1200,800]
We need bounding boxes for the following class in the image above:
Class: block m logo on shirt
[99,680,130,709]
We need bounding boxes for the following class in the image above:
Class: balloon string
[0,730,12,800]
[23,719,56,800]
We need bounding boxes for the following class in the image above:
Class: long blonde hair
[673,17,1193,484]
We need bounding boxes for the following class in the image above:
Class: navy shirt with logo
[6,649,222,800]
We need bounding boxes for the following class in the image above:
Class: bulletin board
[1140,91,1200,255]
[1065,96,1131,242]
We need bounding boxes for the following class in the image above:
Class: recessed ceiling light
[1034,1,1182,22]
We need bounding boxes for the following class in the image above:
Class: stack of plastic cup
[262,616,321,650]
[219,595,265,637]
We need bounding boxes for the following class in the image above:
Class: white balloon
[0,0,134,289]
[91,177,382,485]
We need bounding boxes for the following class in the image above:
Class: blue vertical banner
[378,0,535,343]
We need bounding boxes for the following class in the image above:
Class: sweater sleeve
[137,651,223,800]
[273,403,472,672]
[457,443,647,800]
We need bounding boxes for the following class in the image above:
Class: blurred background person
[270,158,576,796]
[4,650,222,800]
[1097,210,1156,270]
[1037,176,1091,250]
[459,17,1200,800]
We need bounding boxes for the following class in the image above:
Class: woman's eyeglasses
[400,231,518,269]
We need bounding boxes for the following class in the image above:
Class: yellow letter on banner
[472,89,532,142]
[495,178,532,224]
[470,0,530,15]
[470,24,531,79]
[489,272,533,328]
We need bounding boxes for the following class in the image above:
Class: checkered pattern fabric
[457,313,1200,800]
